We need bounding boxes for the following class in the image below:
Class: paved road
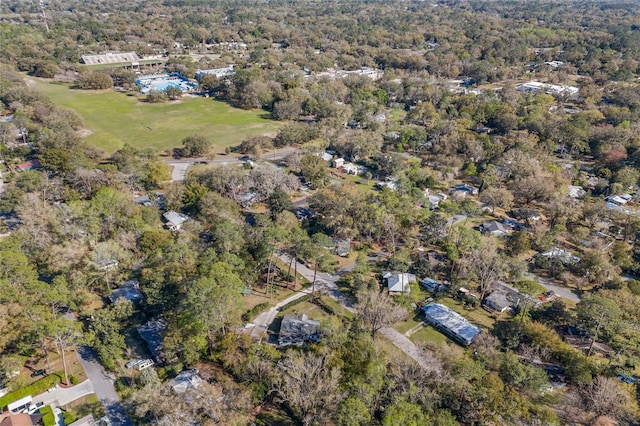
[165,147,298,181]
[257,255,436,368]
[77,347,134,426]
[524,272,581,303]
[32,380,94,407]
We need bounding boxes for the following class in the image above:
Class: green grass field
[31,78,282,153]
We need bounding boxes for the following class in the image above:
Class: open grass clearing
[439,296,497,330]
[63,394,105,421]
[30,78,282,154]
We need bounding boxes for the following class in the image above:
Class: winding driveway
[76,346,134,426]
[250,255,437,368]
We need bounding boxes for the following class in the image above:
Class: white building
[516,81,579,97]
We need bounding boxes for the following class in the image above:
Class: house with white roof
[383,271,416,294]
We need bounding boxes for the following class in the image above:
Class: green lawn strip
[438,297,496,329]
[0,372,64,409]
[511,279,547,296]
[410,325,449,346]
[31,78,282,153]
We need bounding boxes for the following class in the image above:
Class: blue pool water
[136,74,196,94]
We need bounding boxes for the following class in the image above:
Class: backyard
[30,78,283,153]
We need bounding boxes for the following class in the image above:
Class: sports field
[31,79,282,153]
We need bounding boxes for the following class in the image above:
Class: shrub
[0,373,62,410]
[241,302,270,322]
[62,410,76,425]
[279,294,311,311]
[40,406,55,426]
[69,375,79,385]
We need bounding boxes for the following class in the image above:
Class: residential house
[483,285,527,313]
[170,369,203,394]
[137,318,168,364]
[510,208,541,222]
[516,81,579,98]
[376,178,399,191]
[195,65,235,80]
[383,271,416,294]
[334,239,351,257]
[318,151,333,162]
[342,162,364,175]
[607,194,632,205]
[538,247,581,265]
[449,183,478,197]
[108,279,143,304]
[0,414,36,426]
[567,185,586,199]
[424,189,447,210]
[420,277,447,293]
[333,158,345,169]
[422,303,481,346]
[479,221,511,237]
[163,211,190,231]
[278,314,321,347]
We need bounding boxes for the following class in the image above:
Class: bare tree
[567,376,633,423]
[459,237,505,300]
[355,290,408,338]
[271,351,343,426]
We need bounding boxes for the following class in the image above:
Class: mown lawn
[31,78,282,153]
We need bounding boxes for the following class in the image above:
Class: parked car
[30,369,46,378]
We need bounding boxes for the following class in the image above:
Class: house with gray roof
[108,279,143,304]
[163,211,190,231]
[422,303,481,346]
[278,314,320,347]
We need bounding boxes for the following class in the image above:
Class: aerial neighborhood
[2,0,640,425]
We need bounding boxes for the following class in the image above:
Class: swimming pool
[136,73,197,94]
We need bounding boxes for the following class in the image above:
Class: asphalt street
[77,346,134,426]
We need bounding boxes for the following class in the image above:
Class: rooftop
[137,318,167,363]
[422,303,481,346]
[109,279,143,304]
[278,314,320,347]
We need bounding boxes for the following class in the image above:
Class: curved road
[249,255,437,368]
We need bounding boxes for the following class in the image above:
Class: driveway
[263,255,435,368]
[524,272,581,303]
[77,347,134,426]
[166,162,189,181]
[32,380,94,407]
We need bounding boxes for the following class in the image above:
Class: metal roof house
[163,211,190,231]
[422,303,481,346]
[383,271,416,294]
